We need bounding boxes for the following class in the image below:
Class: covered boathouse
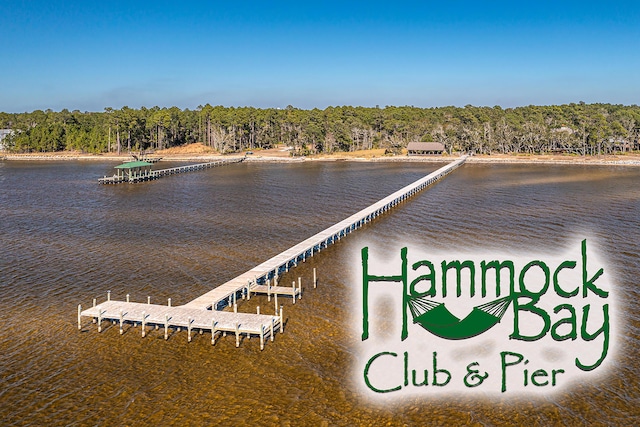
[113,160,153,182]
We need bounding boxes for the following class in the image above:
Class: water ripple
[0,161,638,425]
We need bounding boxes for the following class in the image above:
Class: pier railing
[80,156,467,349]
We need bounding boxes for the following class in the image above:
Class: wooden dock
[79,156,466,348]
[79,300,281,349]
[98,158,243,184]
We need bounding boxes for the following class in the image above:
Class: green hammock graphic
[407,294,513,340]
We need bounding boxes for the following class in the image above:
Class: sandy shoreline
[2,151,640,166]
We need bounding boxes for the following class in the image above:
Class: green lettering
[481,260,515,297]
[551,304,577,341]
[511,295,550,341]
[581,240,608,298]
[432,351,451,386]
[575,304,610,371]
[410,260,436,297]
[518,260,550,298]
[553,260,578,297]
[364,352,401,393]
[531,369,549,386]
[441,260,476,297]
[500,351,524,392]
[361,247,409,341]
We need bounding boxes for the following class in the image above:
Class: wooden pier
[183,156,467,310]
[79,156,467,348]
[79,299,281,349]
[98,158,244,184]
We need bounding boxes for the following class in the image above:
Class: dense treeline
[1,103,639,155]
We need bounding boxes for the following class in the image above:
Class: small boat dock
[98,158,244,184]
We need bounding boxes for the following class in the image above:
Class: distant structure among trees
[0,129,12,151]
[407,142,445,155]
[0,103,638,156]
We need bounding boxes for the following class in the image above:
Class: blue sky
[1,1,639,112]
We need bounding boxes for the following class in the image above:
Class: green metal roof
[114,161,153,169]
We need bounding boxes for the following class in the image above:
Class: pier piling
[164,315,169,340]
[77,304,82,330]
[292,282,296,304]
[260,325,265,350]
[235,323,240,347]
[141,312,146,337]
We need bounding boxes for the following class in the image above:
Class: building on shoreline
[407,142,445,156]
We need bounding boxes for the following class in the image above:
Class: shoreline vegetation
[1,104,639,159]
[2,144,640,166]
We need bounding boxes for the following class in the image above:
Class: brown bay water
[0,160,638,426]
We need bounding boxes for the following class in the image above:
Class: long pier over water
[98,158,243,184]
[79,156,467,348]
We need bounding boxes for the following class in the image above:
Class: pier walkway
[98,158,243,184]
[79,156,466,348]
[183,156,467,310]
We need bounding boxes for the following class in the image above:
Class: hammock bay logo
[355,239,615,396]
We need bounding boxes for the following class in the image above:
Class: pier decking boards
[80,156,467,349]
[98,158,244,184]
[80,300,281,349]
